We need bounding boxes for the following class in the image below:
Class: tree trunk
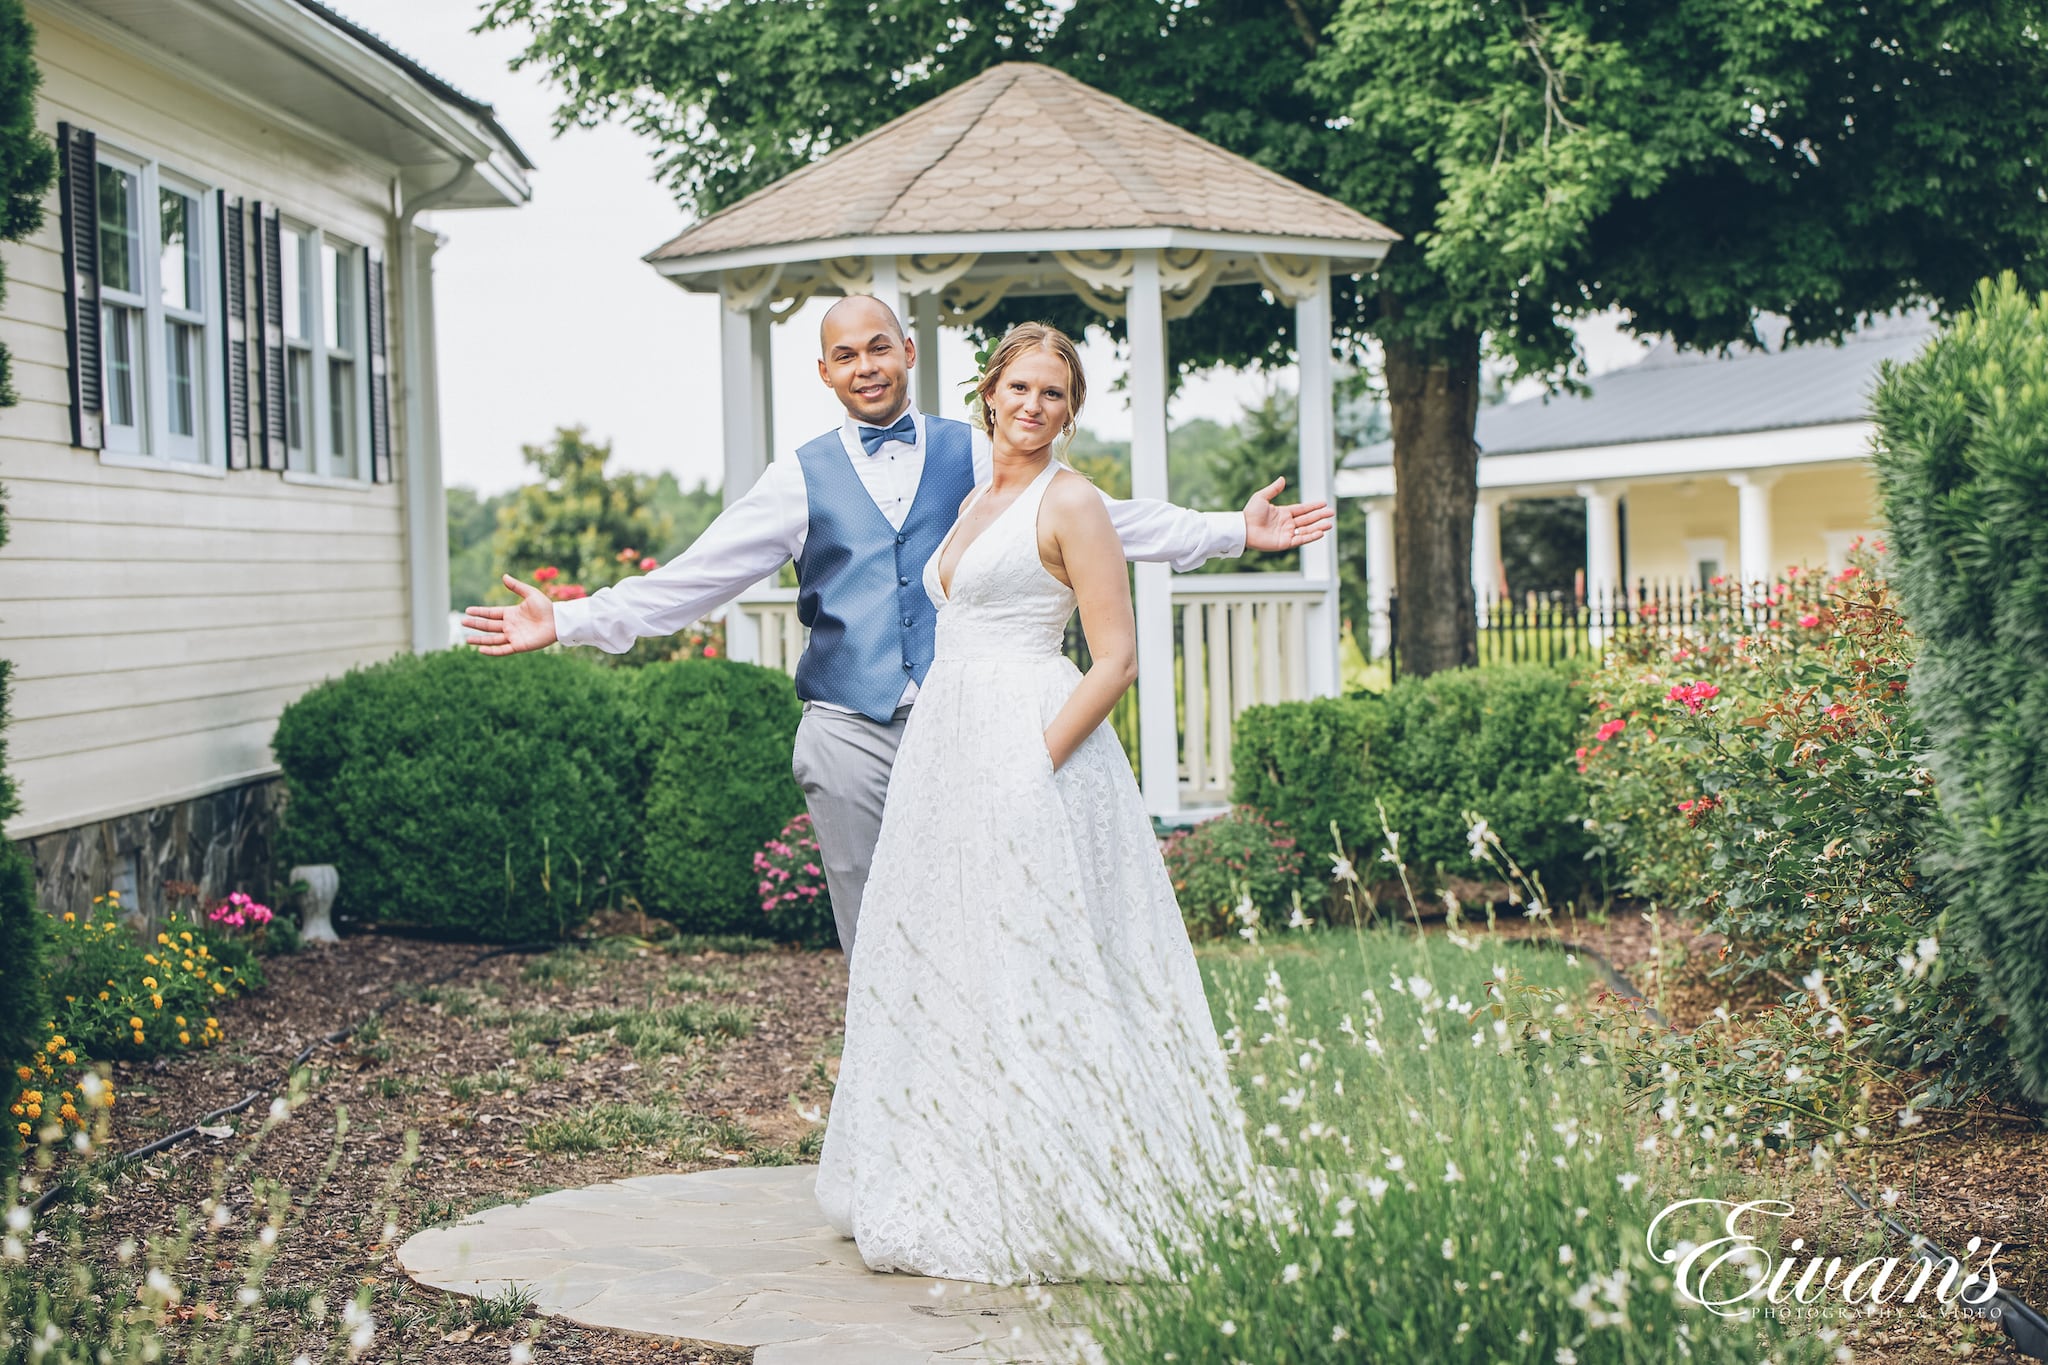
[1383,330,1482,677]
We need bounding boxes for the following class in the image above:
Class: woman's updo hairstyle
[973,322,1087,444]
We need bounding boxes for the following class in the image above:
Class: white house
[1335,317,1932,654]
[0,0,530,916]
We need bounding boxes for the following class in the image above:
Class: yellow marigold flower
[59,1105,78,1122]
[206,1018,218,1029]
[107,889,120,900]
[131,1032,144,1044]
[48,1036,63,1049]
[13,1067,27,1083]
[15,1122,26,1137]
[60,1051,75,1065]
[178,1032,190,1045]
[144,954,158,966]
[199,947,211,958]
[8,1104,19,1117]
[128,1017,143,1030]
[142,976,158,991]
[102,922,113,931]
[175,1016,186,1027]
[62,912,75,923]
[24,1104,40,1119]
[97,992,109,1002]
[150,995,164,1010]
[179,931,192,943]
[212,983,226,995]
[157,933,170,945]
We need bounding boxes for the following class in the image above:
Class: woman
[813,323,1260,1285]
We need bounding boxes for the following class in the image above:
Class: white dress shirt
[552,403,1247,707]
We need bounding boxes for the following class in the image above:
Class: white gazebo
[643,63,1397,818]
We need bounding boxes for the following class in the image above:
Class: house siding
[0,14,422,895]
[1621,463,1882,585]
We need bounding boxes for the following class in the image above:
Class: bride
[813,323,1259,1285]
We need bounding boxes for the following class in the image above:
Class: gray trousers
[790,701,913,959]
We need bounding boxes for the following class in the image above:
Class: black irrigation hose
[28,941,550,1217]
[1526,933,2048,1360]
[1839,1179,2048,1360]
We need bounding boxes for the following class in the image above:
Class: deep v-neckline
[934,460,1054,603]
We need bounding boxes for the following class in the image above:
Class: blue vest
[792,417,977,721]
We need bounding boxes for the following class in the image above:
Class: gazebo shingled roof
[648,63,1395,263]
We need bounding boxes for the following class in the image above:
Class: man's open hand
[462,575,559,655]
[1242,477,1335,552]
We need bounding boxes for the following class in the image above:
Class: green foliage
[41,907,249,1060]
[0,846,39,1166]
[271,650,639,943]
[1232,663,1593,900]
[446,483,514,611]
[1581,554,2019,1120]
[490,426,675,597]
[1160,807,1306,939]
[1873,274,2048,1105]
[632,659,807,936]
[0,0,55,408]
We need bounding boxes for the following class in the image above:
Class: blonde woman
[814,323,1261,1285]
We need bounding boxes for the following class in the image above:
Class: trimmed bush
[1231,663,1593,901]
[272,649,638,942]
[1873,273,2048,1104]
[633,659,806,936]
[0,484,49,1166]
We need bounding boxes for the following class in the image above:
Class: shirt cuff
[1204,509,1247,560]
[551,596,590,648]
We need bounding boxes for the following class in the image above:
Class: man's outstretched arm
[462,462,804,655]
[1100,478,1333,571]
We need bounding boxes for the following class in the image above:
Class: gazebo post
[1127,249,1179,817]
[719,287,776,664]
[912,292,942,415]
[870,255,905,331]
[1295,262,1341,696]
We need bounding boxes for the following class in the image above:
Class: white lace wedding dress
[813,460,1259,1285]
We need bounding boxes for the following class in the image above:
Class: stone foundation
[15,777,287,926]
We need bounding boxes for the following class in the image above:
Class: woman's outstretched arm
[1039,469,1139,770]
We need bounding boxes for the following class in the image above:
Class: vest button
[903,660,913,671]
[898,576,909,586]
[902,616,913,627]
[895,533,907,544]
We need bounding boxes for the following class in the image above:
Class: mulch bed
[22,928,850,1363]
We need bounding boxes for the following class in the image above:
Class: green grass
[526,1103,705,1156]
[1073,926,1829,1364]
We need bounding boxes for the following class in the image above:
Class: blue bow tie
[857,413,917,455]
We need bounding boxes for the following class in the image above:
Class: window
[1683,537,1728,590]
[93,149,218,464]
[280,222,368,480]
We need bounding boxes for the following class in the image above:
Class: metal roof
[1344,316,1937,468]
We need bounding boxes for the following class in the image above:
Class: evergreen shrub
[1873,273,2048,1103]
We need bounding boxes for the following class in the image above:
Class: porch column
[1364,496,1394,659]
[1729,470,1779,587]
[1579,481,1624,638]
[1293,261,1341,696]
[1128,249,1178,816]
[719,291,775,663]
[869,255,905,329]
[1471,492,1503,626]
[912,291,942,416]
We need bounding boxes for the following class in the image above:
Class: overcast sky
[339,1,1651,496]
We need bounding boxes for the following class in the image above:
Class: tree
[483,0,2048,675]
[447,483,514,610]
[491,426,675,594]
[0,0,55,407]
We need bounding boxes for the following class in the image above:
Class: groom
[463,296,1333,957]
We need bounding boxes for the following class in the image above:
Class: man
[463,297,1332,957]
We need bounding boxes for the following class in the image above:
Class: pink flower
[639,557,658,572]
[1798,613,1820,628]
[1835,565,1862,583]
[1666,682,1721,715]
[1594,718,1626,742]
[758,881,774,897]
[703,645,719,658]
[1677,800,1694,814]
[533,566,560,584]
[802,863,821,876]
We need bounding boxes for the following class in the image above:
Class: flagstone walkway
[396,1165,1097,1364]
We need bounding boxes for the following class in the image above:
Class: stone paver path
[396,1165,1099,1364]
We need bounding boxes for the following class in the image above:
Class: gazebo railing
[731,574,1328,810]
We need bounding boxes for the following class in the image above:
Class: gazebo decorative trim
[647,62,1399,817]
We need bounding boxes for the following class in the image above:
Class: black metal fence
[1386,578,1786,674]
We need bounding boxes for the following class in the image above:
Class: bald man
[464,297,1333,959]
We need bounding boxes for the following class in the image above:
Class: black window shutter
[365,246,391,484]
[253,203,285,470]
[56,122,101,450]
[218,192,250,469]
